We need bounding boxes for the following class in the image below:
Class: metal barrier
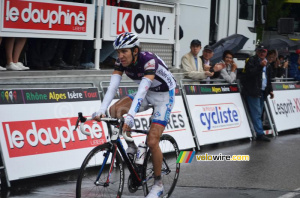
[0,143,10,188]
[271,77,295,82]
[0,82,95,88]
[265,80,300,134]
[99,80,197,151]
[0,81,97,188]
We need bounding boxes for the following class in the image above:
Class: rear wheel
[143,134,180,197]
[76,143,124,198]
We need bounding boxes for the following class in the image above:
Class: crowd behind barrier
[0,0,138,71]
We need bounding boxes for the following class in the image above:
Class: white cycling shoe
[145,184,164,198]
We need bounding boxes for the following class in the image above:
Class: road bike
[74,112,180,198]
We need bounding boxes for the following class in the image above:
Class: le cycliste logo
[198,103,241,132]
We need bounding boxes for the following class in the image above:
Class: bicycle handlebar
[79,117,93,136]
[121,129,134,142]
[74,112,134,142]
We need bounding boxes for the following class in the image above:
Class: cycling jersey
[114,51,176,92]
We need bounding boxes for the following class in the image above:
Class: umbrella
[263,38,298,50]
[210,34,249,65]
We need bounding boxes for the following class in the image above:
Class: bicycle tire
[76,143,124,198]
[143,134,180,198]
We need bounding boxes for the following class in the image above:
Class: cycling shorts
[128,89,175,127]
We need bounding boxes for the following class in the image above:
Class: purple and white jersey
[114,51,176,92]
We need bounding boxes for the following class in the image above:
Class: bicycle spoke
[76,143,124,198]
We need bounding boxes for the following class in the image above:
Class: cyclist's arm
[93,70,123,118]
[124,75,154,128]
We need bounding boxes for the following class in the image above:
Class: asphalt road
[1,130,300,198]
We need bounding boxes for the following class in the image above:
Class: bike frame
[98,128,149,187]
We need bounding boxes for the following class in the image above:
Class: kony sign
[103,6,175,43]
[0,88,109,181]
[0,0,95,39]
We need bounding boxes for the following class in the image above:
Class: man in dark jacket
[200,45,222,81]
[242,44,274,142]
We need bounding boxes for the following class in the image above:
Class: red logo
[3,117,107,158]
[3,0,87,32]
[117,9,132,34]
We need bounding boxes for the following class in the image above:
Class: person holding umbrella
[241,44,274,142]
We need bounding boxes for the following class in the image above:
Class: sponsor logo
[116,8,166,35]
[4,0,87,32]
[198,103,241,131]
[156,68,174,87]
[154,111,161,118]
[144,59,155,70]
[134,98,143,113]
[1,90,18,103]
[2,117,106,158]
[271,98,300,117]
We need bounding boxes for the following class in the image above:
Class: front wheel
[76,143,124,198]
[143,134,180,198]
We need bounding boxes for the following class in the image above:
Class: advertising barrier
[0,0,95,39]
[0,88,109,181]
[266,82,300,132]
[101,83,195,151]
[182,83,252,146]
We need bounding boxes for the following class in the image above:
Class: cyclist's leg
[145,89,175,192]
[147,123,165,177]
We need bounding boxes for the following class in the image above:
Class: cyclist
[92,32,176,198]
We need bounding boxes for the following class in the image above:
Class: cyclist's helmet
[113,32,140,50]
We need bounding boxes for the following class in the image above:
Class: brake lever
[74,112,87,131]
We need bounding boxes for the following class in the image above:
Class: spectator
[296,49,300,80]
[217,50,237,83]
[28,38,60,70]
[241,44,274,142]
[271,54,288,78]
[51,0,87,69]
[200,45,223,82]
[5,37,29,71]
[181,39,213,80]
[81,40,95,68]
[0,37,6,71]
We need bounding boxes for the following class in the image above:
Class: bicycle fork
[94,144,117,186]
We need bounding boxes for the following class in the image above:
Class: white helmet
[113,32,140,50]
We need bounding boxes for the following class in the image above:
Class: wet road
[1,130,300,198]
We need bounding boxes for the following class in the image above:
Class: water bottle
[135,142,147,165]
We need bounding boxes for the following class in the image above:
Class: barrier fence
[0,79,299,187]
[266,81,300,134]
[180,79,253,146]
